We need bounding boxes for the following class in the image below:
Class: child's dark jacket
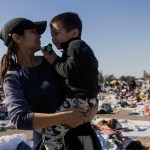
[53,38,100,98]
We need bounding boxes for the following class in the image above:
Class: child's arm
[53,41,86,79]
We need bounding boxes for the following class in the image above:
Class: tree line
[98,70,150,84]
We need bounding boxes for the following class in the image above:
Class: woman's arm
[3,73,35,130]
[4,73,88,130]
[33,108,87,129]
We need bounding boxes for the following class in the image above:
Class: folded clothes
[98,118,117,129]
[3,123,16,130]
[0,125,5,131]
[0,121,16,131]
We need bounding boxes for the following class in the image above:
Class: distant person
[42,12,101,150]
[128,79,136,92]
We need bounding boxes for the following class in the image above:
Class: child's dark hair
[50,12,82,37]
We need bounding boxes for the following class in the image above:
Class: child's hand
[41,47,57,64]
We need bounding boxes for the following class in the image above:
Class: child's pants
[42,97,97,150]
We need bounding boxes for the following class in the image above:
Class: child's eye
[54,32,59,35]
[51,31,59,37]
[32,30,37,33]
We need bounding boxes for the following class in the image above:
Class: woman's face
[18,29,41,52]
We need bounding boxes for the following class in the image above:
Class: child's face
[50,21,76,49]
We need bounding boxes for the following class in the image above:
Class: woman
[0,17,101,150]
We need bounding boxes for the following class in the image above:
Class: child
[42,12,100,150]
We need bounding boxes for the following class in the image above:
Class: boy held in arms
[42,12,100,150]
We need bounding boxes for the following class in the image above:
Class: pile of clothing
[93,118,148,150]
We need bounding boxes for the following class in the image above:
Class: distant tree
[143,70,150,78]
[104,74,116,83]
[119,75,135,82]
[98,71,104,83]
[119,76,127,81]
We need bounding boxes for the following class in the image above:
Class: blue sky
[0,0,150,78]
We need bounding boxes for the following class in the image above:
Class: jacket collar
[61,37,81,52]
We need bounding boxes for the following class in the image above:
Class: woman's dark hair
[0,30,24,84]
[50,12,82,37]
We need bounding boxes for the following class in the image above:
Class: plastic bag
[0,133,33,150]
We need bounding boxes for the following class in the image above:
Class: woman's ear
[11,33,22,44]
[72,28,79,37]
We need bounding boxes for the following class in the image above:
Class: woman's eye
[30,29,37,33]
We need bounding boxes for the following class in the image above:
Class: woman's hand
[62,108,87,128]
[63,101,99,128]
[84,101,99,122]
